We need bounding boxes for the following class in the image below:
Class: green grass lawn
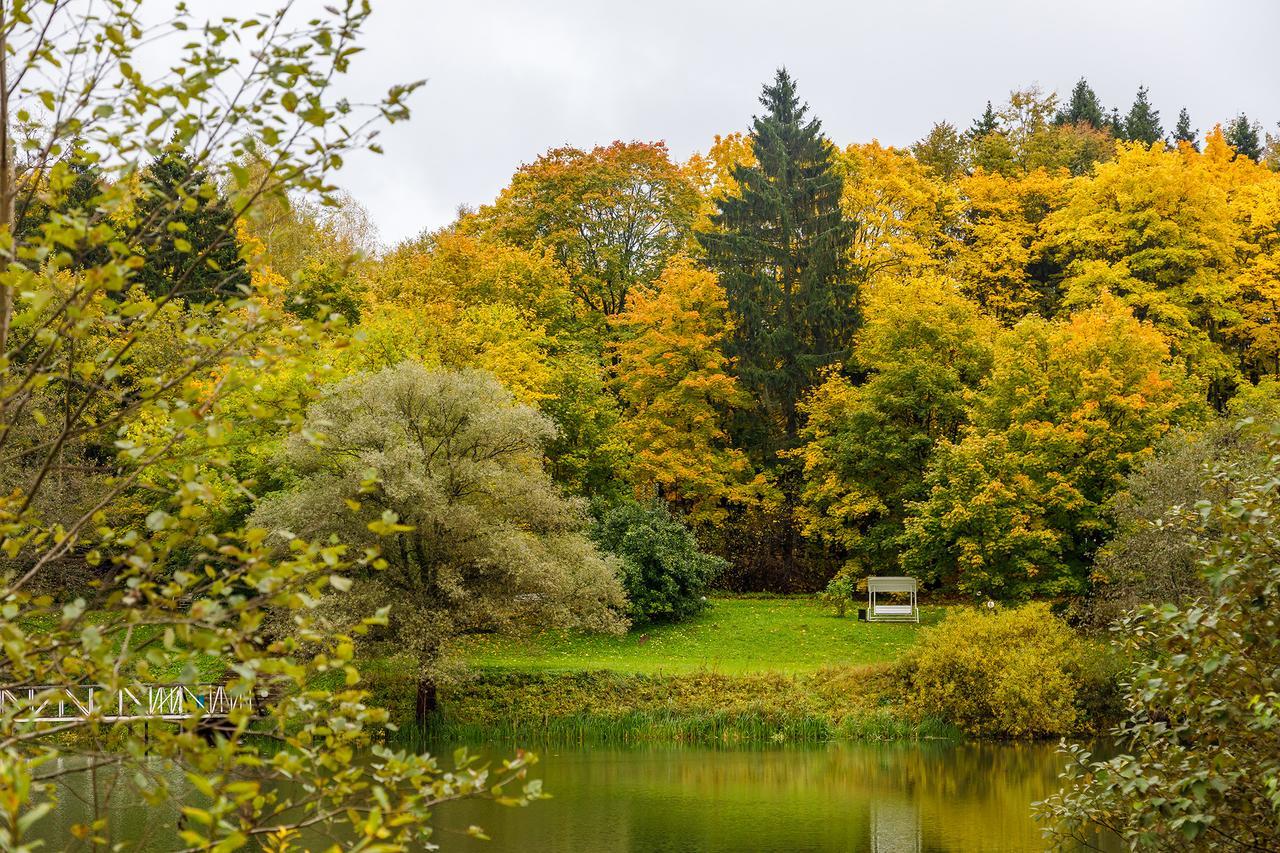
[456,596,945,675]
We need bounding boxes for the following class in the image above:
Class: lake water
[37,740,1086,851]
[434,741,1071,853]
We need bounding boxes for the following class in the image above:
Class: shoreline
[365,665,1104,748]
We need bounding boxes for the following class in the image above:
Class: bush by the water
[1041,432,1280,849]
[593,501,726,624]
[902,602,1109,738]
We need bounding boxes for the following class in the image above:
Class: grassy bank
[453,596,944,674]
[375,666,960,747]
[353,596,956,745]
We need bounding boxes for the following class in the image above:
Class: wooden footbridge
[0,683,252,723]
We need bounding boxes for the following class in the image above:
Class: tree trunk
[415,677,438,728]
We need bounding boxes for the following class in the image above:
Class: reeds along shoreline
[397,708,961,748]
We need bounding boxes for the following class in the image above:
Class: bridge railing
[0,683,253,723]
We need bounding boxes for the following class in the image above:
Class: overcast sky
[229,0,1280,245]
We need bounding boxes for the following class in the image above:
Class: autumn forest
[4,1,1280,846]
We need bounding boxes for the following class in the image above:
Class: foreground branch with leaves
[1038,424,1280,850]
[0,1,540,849]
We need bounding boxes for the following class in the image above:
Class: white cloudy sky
[198,0,1280,245]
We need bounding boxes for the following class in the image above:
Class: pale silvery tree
[251,362,628,726]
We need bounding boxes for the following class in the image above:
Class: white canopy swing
[865,576,919,623]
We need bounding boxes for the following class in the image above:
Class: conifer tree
[134,144,250,303]
[968,101,1000,138]
[1225,113,1263,161]
[1055,79,1105,128]
[698,68,857,454]
[1107,107,1126,139]
[1172,107,1199,150]
[1123,86,1163,145]
[14,146,109,269]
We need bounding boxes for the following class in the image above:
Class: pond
[37,738,1086,851]
[432,740,1074,853]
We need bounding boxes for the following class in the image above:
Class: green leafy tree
[592,500,726,624]
[1040,428,1280,849]
[251,363,627,723]
[1085,384,1280,627]
[12,147,106,267]
[1172,107,1199,150]
[541,352,634,501]
[901,295,1202,599]
[283,255,364,324]
[133,145,251,303]
[1106,107,1125,138]
[698,67,857,452]
[794,275,995,576]
[1225,112,1263,161]
[911,121,967,180]
[1123,86,1163,145]
[1055,79,1106,129]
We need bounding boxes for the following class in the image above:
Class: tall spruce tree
[1124,86,1163,145]
[1055,79,1106,128]
[1107,107,1126,139]
[134,144,250,303]
[1172,107,1199,150]
[1225,113,1263,161]
[698,68,856,454]
[968,101,1000,138]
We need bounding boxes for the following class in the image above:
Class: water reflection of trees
[435,742,1068,853]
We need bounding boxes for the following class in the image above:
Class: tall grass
[394,709,960,749]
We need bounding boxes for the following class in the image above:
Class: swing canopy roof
[866,576,917,593]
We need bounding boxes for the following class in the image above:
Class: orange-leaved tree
[469,141,699,316]
[611,257,761,524]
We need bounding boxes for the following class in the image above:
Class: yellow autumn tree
[901,293,1204,598]
[1199,126,1280,381]
[611,257,759,523]
[836,141,958,287]
[367,229,582,338]
[685,132,756,234]
[1043,136,1257,401]
[950,167,1069,321]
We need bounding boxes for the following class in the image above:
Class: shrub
[1040,429,1280,849]
[901,602,1092,737]
[819,571,859,617]
[1084,385,1280,628]
[593,501,726,624]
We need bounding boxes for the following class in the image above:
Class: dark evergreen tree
[1107,107,1126,140]
[968,101,1000,139]
[1225,113,1263,161]
[1172,107,1199,150]
[134,145,249,302]
[1055,78,1105,128]
[698,68,857,453]
[14,148,110,269]
[1123,86,1163,145]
